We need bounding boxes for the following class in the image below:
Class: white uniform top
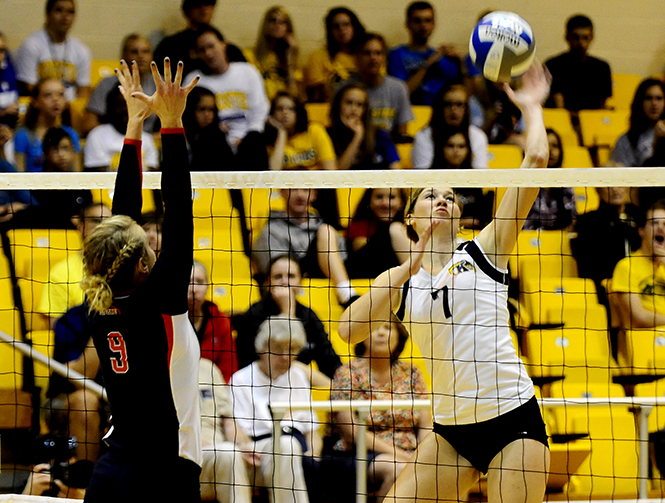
[397,238,533,425]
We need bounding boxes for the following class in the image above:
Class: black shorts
[84,451,201,502]
[433,396,549,474]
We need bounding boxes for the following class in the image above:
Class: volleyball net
[1,166,665,501]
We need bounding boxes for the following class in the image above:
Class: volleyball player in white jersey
[339,60,551,503]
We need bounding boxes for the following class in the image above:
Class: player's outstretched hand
[403,220,440,277]
[116,60,151,125]
[504,59,551,112]
[132,58,200,129]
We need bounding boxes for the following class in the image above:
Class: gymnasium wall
[3,0,665,77]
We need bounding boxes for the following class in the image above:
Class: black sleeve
[298,305,342,379]
[148,130,193,314]
[112,139,144,221]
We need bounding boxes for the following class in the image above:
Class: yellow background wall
[2,0,665,77]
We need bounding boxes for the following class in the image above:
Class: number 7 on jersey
[107,332,129,373]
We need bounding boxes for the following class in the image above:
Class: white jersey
[397,238,533,425]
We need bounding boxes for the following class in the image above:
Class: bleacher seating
[606,73,643,111]
[617,326,665,376]
[543,108,579,148]
[578,109,630,149]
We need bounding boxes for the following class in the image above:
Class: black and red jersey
[89,131,201,466]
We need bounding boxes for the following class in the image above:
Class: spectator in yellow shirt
[611,199,665,331]
[266,92,336,171]
[305,7,366,103]
[245,6,302,101]
[37,202,111,328]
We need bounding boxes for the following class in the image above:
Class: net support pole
[355,409,369,503]
[638,405,652,500]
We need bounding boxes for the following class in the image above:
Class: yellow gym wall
[3,0,665,78]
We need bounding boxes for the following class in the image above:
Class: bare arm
[614,291,665,329]
[222,417,262,466]
[336,119,364,171]
[67,337,99,379]
[291,361,331,389]
[477,61,550,269]
[552,92,564,108]
[268,118,287,171]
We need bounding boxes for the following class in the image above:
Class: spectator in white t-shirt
[14,0,91,102]
[84,87,159,171]
[183,24,269,171]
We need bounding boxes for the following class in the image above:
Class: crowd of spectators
[4,0,665,501]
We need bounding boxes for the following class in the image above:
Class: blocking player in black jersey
[81,59,201,502]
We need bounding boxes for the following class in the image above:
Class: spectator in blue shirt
[387,1,461,106]
[0,33,19,128]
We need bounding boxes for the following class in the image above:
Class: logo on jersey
[100,307,120,316]
[449,260,475,275]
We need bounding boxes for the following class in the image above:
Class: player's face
[195,95,217,129]
[442,133,469,168]
[266,340,298,377]
[188,265,208,314]
[370,188,403,223]
[331,13,354,46]
[45,136,75,172]
[641,208,665,257]
[407,9,435,44]
[643,85,665,123]
[265,11,290,40]
[566,27,593,55]
[36,80,66,119]
[367,322,399,358]
[273,96,297,132]
[357,39,385,77]
[47,0,76,36]
[123,37,153,75]
[340,88,366,123]
[409,188,461,236]
[196,33,227,73]
[547,132,562,167]
[441,89,467,126]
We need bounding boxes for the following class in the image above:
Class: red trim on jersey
[122,138,144,184]
[162,314,175,371]
[161,128,185,135]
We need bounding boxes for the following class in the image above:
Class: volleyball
[469,11,536,82]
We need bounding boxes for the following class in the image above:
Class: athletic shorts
[433,396,549,474]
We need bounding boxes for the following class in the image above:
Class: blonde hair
[254,315,307,354]
[80,215,148,313]
[255,6,296,68]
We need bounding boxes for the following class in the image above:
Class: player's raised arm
[111,60,152,221]
[477,60,550,268]
[133,58,199,309]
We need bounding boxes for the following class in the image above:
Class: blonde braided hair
[81,215,149,313]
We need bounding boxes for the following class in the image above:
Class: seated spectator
[183,86,228,170]
[305,7,366,103]
[345,188,409,279]
[430,127,491,229]
[0,32,19,128]
[611,79,665,168]
[266,92,336,171]
[387,1,461,106]
[153,0,245,73]
[230,316,321,503]
[545,15,612,114]
[13,78,81,172]
[14,0,91,101]
[328,316,430,500]
[411,83,488,169]
[44,304,105,464]
[37,202,111,328]
[523,129,577,230]
[83,34,157,135]
[484,80,526,147]
[140,211,163,255]
[84,87,159,171]
[328,82,400,170]
[343,33,413,142]
[252,189,358,307]
[188,261,238,382]
[198,357,255,503]
[185,25,269,171]
[7,127,91,230]
[245,6,302,101]
[233,254,342,382]
[610,199,665,330]
[571,185,641,294]
[0,125,31,224]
